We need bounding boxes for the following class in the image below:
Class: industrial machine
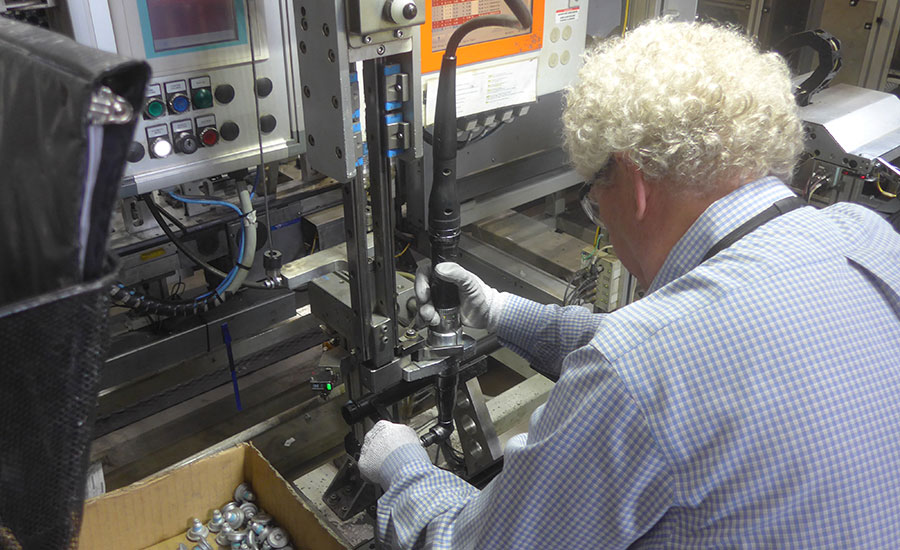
[8,1,599,535]
[291,0,598,524]
[12,0,899,545]
[777,28,900,226]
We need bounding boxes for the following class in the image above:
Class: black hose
[446,15,524,56]
[142,194,269,290]
[110,283,221,317]
[154,201,189,237]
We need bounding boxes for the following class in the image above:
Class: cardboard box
[80,443,347,549]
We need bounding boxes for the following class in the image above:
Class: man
[358,20,900,549]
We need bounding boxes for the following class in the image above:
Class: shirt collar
[647,176,796,294]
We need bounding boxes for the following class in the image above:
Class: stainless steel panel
[293,0,358,181]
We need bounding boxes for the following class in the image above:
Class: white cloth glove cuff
[358,420,421,488]
[485,290,508,333]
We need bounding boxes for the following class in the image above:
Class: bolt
[381,325,388,332]
[394,29,404,38]
[382,336,389,344]
[222,504,244,529]
[341,505,349,512]
[329,493,339,501]
[240,501,259,520]
[377,44,386,55]
[227,529,247,543]
[186,518,209,542]
[216,524,234,546]
[405,328,416,337]
[394,84,403,93]
[235,482,256,503]
[208,509,224,532]
[267,527,290,549]
[250,521,271,540]
[363,35,372,44]
[253,512,273,525]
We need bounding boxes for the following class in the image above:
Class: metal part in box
[79,443,348,549]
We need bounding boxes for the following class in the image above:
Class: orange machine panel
[421,0,545,74]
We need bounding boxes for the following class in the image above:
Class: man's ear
[625,158,649,222]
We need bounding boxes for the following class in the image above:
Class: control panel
[70,0,303,196]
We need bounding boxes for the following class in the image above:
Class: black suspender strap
[701,196,805,264]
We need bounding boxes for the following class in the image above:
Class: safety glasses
[580,185,603,226]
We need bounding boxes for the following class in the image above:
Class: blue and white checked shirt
[376,176,900,549]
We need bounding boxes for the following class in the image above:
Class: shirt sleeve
[375,345,675,550]
[493,293,604,380]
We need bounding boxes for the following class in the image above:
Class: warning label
[555,7,580,23]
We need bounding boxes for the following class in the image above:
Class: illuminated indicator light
[151,138,173,158]
[326,383,332,391]
[146,99,165,118]
[192,88,213,109]
[170,95,190,113]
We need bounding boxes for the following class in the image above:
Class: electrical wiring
[245,0,276,255]
[395,242,411,258]
[876,174,898,198]
[622,0,631,37]
[166,191,269,292]
[309,234,318,254]
[807,181,823,204]
[142,195,229,281]
[154,202,189,237]
[250,165,261,199]
[167,192,245,300]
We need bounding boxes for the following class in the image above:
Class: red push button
[200,127,219,147]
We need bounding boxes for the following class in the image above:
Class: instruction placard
[424,57,538,126]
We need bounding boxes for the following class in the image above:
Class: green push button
[192,88,213,109]
[145,98,165,118]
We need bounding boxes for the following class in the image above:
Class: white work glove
[415,262,506,331]
[358,420,422,489]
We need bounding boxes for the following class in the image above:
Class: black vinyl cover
[0,18,149,307]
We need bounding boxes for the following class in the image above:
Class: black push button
[220,121,240,141]
[127,141,145,163]
[255,77,273,98]
[259,114,277,134]
[214,84,235,104]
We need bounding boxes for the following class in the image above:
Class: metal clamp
[88,85,134,125]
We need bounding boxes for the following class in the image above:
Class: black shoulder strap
[701,196,805,264]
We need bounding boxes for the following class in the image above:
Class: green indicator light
[192,88,213,109]
[146,99,165,118]
[326,383,332,391]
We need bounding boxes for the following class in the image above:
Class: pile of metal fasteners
[176,482,294,550]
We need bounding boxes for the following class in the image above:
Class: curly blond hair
[562,20,803,194]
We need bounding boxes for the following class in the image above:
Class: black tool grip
[431,276,459,310]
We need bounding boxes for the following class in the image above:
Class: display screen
[146,0,239,52]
